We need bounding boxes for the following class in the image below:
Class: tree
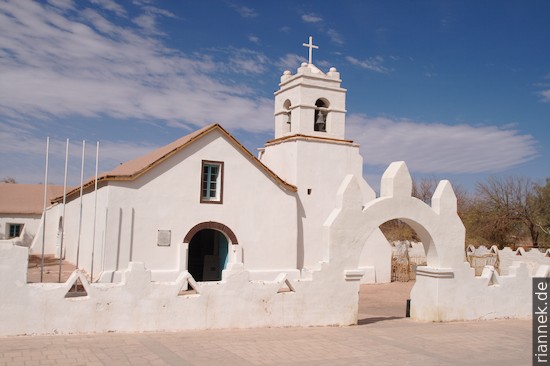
[475,176,548,248]
[1,177,16,183]
[531,179,550,245]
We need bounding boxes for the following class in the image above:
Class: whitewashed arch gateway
[324,161,543,321]
[325,161,465,271]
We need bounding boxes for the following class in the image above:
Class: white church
[0,39,543,335]
[35,50,391,285]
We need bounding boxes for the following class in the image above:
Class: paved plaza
[0,279,531,366]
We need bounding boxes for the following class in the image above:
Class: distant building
[0,183,65,247]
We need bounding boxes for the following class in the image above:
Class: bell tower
[260,37,386,278]
[274,62,347,140]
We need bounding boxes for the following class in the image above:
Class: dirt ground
[358,281,415,322]
[27,255,77,283]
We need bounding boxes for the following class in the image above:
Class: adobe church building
[33,61,391,285]
[0,48,546,335]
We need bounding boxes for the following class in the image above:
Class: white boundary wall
[1,161,548,336]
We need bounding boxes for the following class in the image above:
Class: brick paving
[1,280,532,365]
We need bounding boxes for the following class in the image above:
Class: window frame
[8,223,23,238]
[200,160,224,204]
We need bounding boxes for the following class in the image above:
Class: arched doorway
[187,229,229,281]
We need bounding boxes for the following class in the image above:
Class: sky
[0,0,548,193]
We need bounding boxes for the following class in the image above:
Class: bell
[315,111,326,131]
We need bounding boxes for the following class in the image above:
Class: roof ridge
[53,124,296,203]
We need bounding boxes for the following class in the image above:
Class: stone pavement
[0,282,532,366]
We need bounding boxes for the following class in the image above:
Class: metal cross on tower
[302,36,318,64]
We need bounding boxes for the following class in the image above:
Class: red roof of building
[0,183,67,215]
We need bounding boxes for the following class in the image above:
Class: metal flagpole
[40,137,50,283]
[76,140,85,270]
[90,141,99,282]
[58,138,69,283]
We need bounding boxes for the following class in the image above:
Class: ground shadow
[357,316,402,325]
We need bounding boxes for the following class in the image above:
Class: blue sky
[1,0,548,193]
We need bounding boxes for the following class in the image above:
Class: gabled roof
[0,183,67,215]
[54,124,296,203]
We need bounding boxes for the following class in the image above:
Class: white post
[40,137,50,282]
[58,138,69,283]
[101,207,109,281]
[90,141,99,282]
[76,140,85,269]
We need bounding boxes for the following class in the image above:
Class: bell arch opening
[283,99,292,133]
[314,98,329,132]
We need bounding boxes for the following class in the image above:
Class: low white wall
[498,247,549,276]
[0,241,362,336]
[412,261,547,321]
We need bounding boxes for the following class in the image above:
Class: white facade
[35,128,299,282]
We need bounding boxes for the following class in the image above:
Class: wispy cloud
[327,29,344,45]
[47,0,75,10]
[226,48,269,74]
[91,0,127,17]
[0,125,160,185]
[0,0,272,132]
[248,35,260,44]
[301,14,323,23]
[347,114,538,174]
[229,4,258,18]
[539,90,550,103]
[279,26,291,33]
[131,1,175,35]
[277,53,304,70]
[346,56,390,73]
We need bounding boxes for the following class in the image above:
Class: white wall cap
[380,161,412,198]
[431,180,457,215]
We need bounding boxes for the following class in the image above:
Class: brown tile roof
[54,124,296,203]
[0,183,67,215]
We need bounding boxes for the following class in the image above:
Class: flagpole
[40,137,50,282]
[76,140,85,270]
[58,138,69,283]
[90,141,99,283]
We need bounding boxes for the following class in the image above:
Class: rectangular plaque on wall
[157,230,171,246]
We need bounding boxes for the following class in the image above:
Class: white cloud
[0,0,272,133]
[277,53,304,70]
[248,35,260,44]
[90,0,127,17]
[229,4,258,18]
[347,114,538,174]
[279,26,291,33]
[346,56,390,73]
[539,90,550,103]
[47,0,75,10]
[302,14,323,23]
[327,29,344,45]
[0,124,160,185]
